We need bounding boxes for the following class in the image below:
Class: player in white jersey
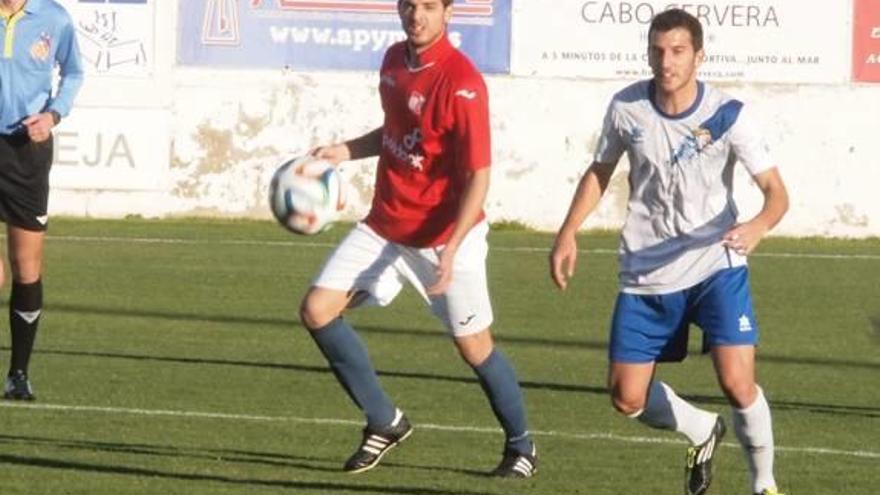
[550,9,788,495]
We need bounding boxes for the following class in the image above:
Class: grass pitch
[0,218,877,494]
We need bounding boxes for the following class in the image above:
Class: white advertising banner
[511,0,851,84]
[58,0,154,77]
[50,108,170,191]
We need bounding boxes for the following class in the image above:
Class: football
[268,156,346,235]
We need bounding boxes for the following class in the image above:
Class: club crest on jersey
[671,128,712,166]
[692,127,713,150]
[408,91,426,116]
[30,32,52,62]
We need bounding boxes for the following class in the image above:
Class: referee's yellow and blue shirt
[0,0,83,135]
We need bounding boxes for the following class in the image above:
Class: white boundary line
[2,402,878,460]
[43,234,880,260]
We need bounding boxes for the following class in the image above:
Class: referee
[1,0,83,400]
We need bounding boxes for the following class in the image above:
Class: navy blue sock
[9,280,42,376]
[311,318,396,428]
[473,348,532,454]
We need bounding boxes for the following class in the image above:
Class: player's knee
[454,329,493,367]
[609,386,646,416]
[9,256,41,283]
[299,294,336,331]
[718,378,757,408]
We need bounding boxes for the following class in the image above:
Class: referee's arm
[47,18,85,120]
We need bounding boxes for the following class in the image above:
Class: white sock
[732,386,777,493]
[634,381,718,445]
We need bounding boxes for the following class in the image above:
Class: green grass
[0,218,878,494]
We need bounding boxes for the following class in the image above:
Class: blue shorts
[609,266,759,363]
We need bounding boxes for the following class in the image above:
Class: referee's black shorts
[0,132,53,232]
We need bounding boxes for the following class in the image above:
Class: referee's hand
[22,113,54,143]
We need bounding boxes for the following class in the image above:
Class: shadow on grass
[16,346,608,396]
[870,315,880,343]
[0,434,492,479]
[0,433,341,472]
[0,440,495,494]
[41,301,880,371]
[13,346,880,419]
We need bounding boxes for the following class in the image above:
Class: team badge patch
[692,127,713,150]
[30,32,52,62]
[408,91,425,116]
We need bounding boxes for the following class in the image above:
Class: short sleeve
[594,101,626,165]
[451,73,491,171]
[728,105,774,176]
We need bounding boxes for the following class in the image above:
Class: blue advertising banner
[178,0,511,73]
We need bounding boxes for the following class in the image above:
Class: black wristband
[48,110,61,125]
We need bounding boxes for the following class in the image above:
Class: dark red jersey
[365,35,490,247]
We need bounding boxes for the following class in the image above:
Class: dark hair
[649,8,703,51]
[398,0,454,6]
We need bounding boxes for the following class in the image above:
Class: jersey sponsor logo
[382,128,425,171]
[408,91,425,116]
[738,314,753,332]
[454,89,477,100]
[30,33,52,62]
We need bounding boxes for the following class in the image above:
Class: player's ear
[443,2,453,23]
[695,48,705,66]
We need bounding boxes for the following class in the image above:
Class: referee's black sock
[8,279,42,377]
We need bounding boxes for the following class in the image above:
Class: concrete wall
[50,1,880,238]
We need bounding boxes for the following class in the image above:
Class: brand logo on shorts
[35,215,48,226]
[458,314,476,326]
[738,314,753,332]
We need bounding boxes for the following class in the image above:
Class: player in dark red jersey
[299,0,537,478]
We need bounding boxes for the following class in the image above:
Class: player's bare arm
[312,127,383,165]
[426,166,490,296]
[550,160,616,290]
[722,167,789,255]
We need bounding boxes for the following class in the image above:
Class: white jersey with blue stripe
[595,80,774,294]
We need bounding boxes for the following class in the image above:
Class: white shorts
[312,221,494,336]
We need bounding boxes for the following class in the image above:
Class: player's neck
[0,0,26,16]
[405,32,446,68]
[653,80,700,116]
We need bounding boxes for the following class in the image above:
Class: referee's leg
[4,225,45,400]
